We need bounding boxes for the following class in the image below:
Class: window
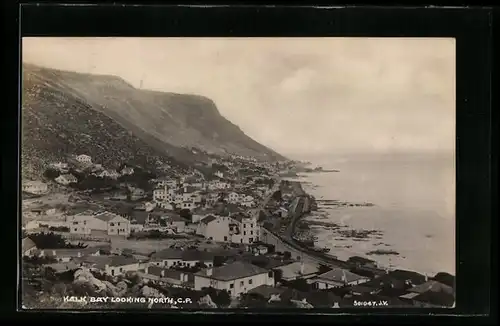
[268,271,273,277]
[74,228,77,231]
[224,236,228,241]
[248,279,253,285]
[110,223,115,226]
[73,222,78,225]
[240,281,244,286]
[117,222,121,226]
[251,224,253,228]
[230,283,234,289]
[250,231,253,235]
[119,268,123,272]
[243,224,246,228]
[83,221,86,225]
[249,238,253,243]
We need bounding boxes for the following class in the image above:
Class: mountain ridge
[21,63,286,178]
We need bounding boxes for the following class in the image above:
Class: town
[21,153,455,309]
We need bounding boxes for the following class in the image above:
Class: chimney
[206,268,213,276]
[425,273,428,282]
[341,270,347,283]
[300,262,305,275]
[52,250,56,256]
[160,270,165,277]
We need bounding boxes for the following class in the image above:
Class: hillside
[22,70,193,179]
[22,64,286,179]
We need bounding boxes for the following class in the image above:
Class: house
[399,280,455,307]
[162,214,187,232]
[194,261,275,297]
[22,181,48,195]
[55,174,78,185]
[250,244,269,255]
[229,213,260,244]
[149,249,215,268]
[107,214,131,236]
[195,213,259,245]
[44,262,80,274]
[120,166,135,175]
[273,261,320,281]
[273,207,289,218]
[140,266,194,288]
[307,268,370,289]
[22,237,37,256]
[227,192,240,204]
[105,256,141,277]
[38,246,106,262]
[96,170,120,179]
[129,188,146,201]
[67,210,130,236]
[50,162,69,172]
[76,154,92,164]
[387,269,427,286]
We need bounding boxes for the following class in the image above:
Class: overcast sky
[22,37,455,159]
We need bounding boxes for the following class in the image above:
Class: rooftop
[151,248,184,260]
[196,261,270,281]
[316,268,368,284]
[200,215,217,224]
[108,255,139,267]
[407,280,454,295]
[22,237,37,252]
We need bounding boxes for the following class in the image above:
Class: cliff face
[21,64,287,178]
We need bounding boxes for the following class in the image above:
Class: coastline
[286,178,454,277]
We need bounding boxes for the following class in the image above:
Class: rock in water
[198,294,218,308]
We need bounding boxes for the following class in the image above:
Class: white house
[55,174,78,185]
[120,167,135,175]
[273,262,320,281]
[149,249,214,268]
[107,215,131,236]
[196,213,259,244]
[67,211,130,237]
[50,162,69,172]
[227,192,240,204]
[307,268,370,289]
[241,195,256,208]
[141,266,193,288]
[22,237,37,256]
[194,261,275,297]
[76,154,92,164]
[105,256,141,277]
[96,170,120,179]
[162,214,187,233]
[22,181,48,195]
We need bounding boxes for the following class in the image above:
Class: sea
[287,152,455,276]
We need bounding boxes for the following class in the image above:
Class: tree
[213,255,227,267]
[43,168,60,180]
[273,268,283,282]
[202,287,231,307]
[283,251,292,260]
[179,209,192,220]
[271,190,282,202]
[318,264,332,275]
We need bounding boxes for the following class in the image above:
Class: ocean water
[290,152,455,276]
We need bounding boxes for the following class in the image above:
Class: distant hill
[21,63,286,179]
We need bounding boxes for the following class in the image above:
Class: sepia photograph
[20,37,456,310]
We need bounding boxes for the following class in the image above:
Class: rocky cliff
[22,63,286,178]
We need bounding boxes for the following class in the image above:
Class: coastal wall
[260,227,324,266]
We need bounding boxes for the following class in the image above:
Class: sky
[22,37,456,159]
